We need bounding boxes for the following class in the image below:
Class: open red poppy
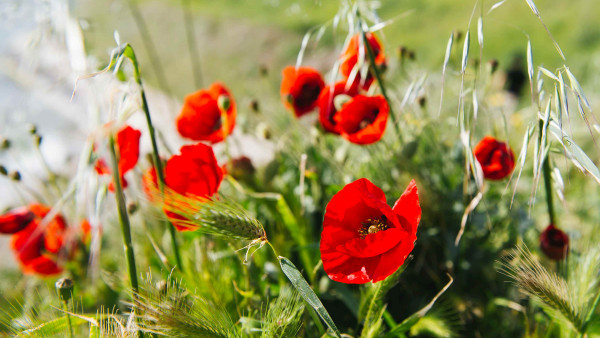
[177,82,236,143]
[320,178,420,284]
[318,81,359,134]
[540,224,569,261]
[281,66,325,117]
[0,206,35,234]
[95,125,141,191]
[473,136,515,180]
[334,95,389,145]
[340,33,386,90]
[164,143,223,231]
[11,204,67,276]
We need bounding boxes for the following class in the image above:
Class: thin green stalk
[539,119,556,225]
[357,13,403,145]
[124,45,184,272]
[61,300,73,338]
[181,0,203,88]
[126,0,172,96]
[108,134,139,293]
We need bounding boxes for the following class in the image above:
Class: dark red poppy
[95,125,141,191]
[540,224,569,261]
[473,136,515,180]
[11,204,67,276]
[177,82,236,143]
[318,81,359,134]
[281,66,325,117]
[320,178,420,284]
[164,143,223,231]
[340,33,386,90]
[334,95,389,145]
[0,207,35,234]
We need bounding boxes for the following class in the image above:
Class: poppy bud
[27,124,37,135]
[0,207,34,234]
[0,138,9,150]
[55,277,74,302]
[9,171,21,181]
[0,165,7,175]
[488,59,499,74]
[249,100,259,112]
[540,224,569,261]
[127,202,138,215]
[256,122,272,140]
[259,65,268,77]
[417,96,427,108]
[228,156,255,181]
[218,95,231,112]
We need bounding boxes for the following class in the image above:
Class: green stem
[124,45,184,272]
[61,300,73,338]
[357,13,403,145]
[108,134,139,293]
[539,119,556,225]
[181,0,203,88]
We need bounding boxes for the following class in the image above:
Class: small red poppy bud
[474,136,515,180]
[540,224,569,261]
[0,207,35,234]
[55,277,74,302]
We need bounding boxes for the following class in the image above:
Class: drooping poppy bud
[176,82,236,143]
[318,81,359,134]
[320,178,420,284]
[473,136,515,180]
[540,224,569,261]
[0,207,35,234]
[280,66,325,117]
[340,32,386,90]
[334,95,389,145]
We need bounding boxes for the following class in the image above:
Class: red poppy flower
[177,82,236,143]
[0,206,35,234]
[540,224,569,261]
[334,95,389,145]
[95,125,141,191]
[320,178,420,284]
[318,81,359,134]
[164,143,223,231]
[11,204,67,276]
[340,33,386,90]
[473,136,515,180]
[281,66,325,117]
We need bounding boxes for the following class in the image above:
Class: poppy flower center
[295,83,322,109]
[358,215,389,239]
[355,108,379,132]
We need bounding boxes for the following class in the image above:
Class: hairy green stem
[125,45,184,272]
[61,300,73,338]
[108,134,139,293]
[357,13,403,145]
[582,288,600,335]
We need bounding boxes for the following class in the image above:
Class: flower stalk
[357,13,403,145]
[108,133,139,293]
[539,119,556,225]
[123,45,184,272]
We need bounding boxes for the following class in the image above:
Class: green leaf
[278,256,341,338]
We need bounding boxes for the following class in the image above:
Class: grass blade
[278,256,342,338]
